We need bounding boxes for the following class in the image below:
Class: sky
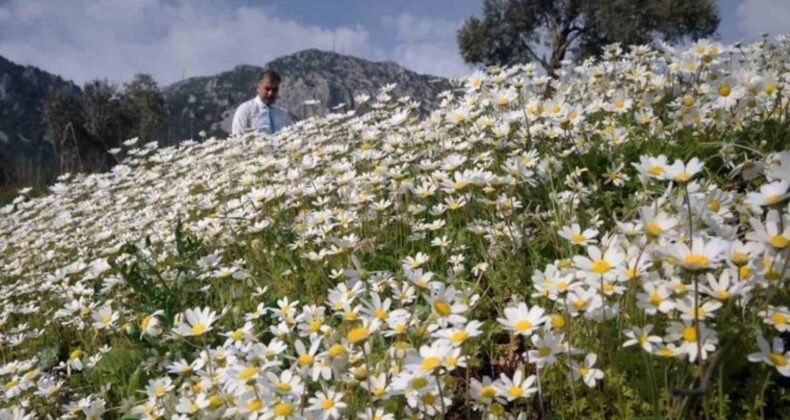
[0,0,787,87]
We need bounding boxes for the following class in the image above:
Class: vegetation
[457,0,719,76]
[42,74,167,176]
[1,38,790,418]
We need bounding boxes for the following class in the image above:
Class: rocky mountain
[0,55,81,184]
[161,49,450,140]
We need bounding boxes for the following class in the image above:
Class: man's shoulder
[235,98,258,113]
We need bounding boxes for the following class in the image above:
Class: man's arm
[231,103,247,136]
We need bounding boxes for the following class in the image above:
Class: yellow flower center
[322,399,335,409]
[707,199,721,212]
[614,99,625,108]
[276,382,292,392]
[770,312,788,326]
[647,165,665,176]
[573,299,588,310]
[69,349,82,359]
[481,385,497,398]
[412,377,428,389]
[718,84,732,97]
[658,347,675,357]
[154,385,167,396]
[539,346,552,357]
[393,322,407,334]
[683,254,710,269]
[347,326,370,343]
[769,234,790,249]
[273,402,293,416]
[140,315,153,329]
[649,293,663,306]
[515,320,533,333]
[421,356,441,371]
[247,398,262,412]
[682,96,695,107]
[551,314,565,329]
[298,354,313,366]
[451,330,469,343]
[508,386,523,398]
[209,395,223,408]
[191,322,207,335]
[769,353,788,367]
[766,193,783,205]
[374,309,389,320]
[579,366,590,376]
[231,329,245,341]
[101,314,112,325]
[423,392,437,405]
[682,326,698,342]
[329,343,346,357]
[645,222,663,236]
[570,233,586,243]
[731,251,749,265]
[590,259,611,275]
[434,301,451,316]
[675,171,692,182]
[308,320,322,332]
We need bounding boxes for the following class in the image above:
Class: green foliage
[457,0,719,75]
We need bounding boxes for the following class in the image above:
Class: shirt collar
[254,96,273,111]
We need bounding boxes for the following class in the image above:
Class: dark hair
[258,69,281,84]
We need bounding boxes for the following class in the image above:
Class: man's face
[256,78,280,105]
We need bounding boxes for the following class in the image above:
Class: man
[231,70,293,136]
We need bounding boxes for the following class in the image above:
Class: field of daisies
[2,37,790,419]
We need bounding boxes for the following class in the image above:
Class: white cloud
[381,13,473,78]
[0,0,371,86]
[735,0,790,40]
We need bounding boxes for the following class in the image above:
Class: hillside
[1,39,789,418]
[161,49,451,140]
[0,56,81,184]
[0,50,450,185]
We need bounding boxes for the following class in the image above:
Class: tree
[82,80,134,150]
[43,88,90,173]
[81,80,134,170]
[457,0,719,77]
[123,74,166,143]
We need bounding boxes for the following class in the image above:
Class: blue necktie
[265,106,275,133]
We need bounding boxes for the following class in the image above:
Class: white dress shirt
[231,96,293,136]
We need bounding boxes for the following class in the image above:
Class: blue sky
[0,0,787,86]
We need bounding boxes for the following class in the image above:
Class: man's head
[256,70,281,106]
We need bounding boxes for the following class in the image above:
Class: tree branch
[521,40,550,71]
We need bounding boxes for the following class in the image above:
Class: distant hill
[0,50,451,185]
[0,56,81,184]
[161,49,451,140]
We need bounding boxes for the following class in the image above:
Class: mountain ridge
[161,48,450,139]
